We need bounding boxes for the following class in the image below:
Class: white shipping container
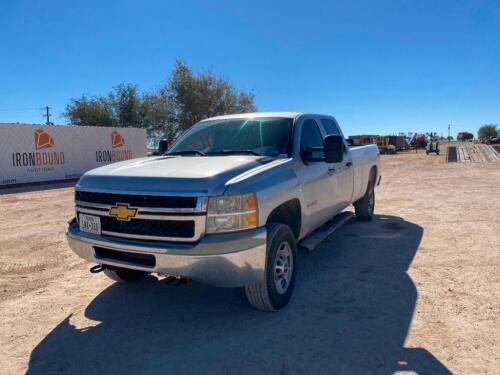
[0,124,147,187]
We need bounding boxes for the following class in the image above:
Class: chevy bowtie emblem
[109,204,137,221]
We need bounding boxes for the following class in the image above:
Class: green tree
[140,92,178,145]
[477,124,498,139]
[108,84,142,128]
[64,60,257,145]
[64,84,140,128]
[163,60,256,135]
[457,132,474,141]
[64,95,116,127]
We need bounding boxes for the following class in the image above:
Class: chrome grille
[75,190,206,242]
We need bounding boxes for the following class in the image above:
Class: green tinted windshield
[169,117,293,157]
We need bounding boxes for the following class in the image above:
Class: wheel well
[266,199,302,240]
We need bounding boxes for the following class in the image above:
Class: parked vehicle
[409,134,427,148]
[348,134,378,146]
[426,140,440,155]
[387,136,406,151]
[376,136,396,154]
[67,112,380,311]
[483,136,500,145]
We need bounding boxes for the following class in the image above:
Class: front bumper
[66,221,267,287]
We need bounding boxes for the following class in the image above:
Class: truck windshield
[168,117,293,157]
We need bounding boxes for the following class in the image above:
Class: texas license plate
[79,214,101,235]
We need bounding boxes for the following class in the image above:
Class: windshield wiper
[208,149,263,156]
[167,150,206,156]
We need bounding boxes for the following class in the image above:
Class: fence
[0,124,147,188]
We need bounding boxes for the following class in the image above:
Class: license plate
[79,214,101,235]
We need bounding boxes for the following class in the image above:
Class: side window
[301,119,324,159]
[320,118,340,135]
[321,118,347,152]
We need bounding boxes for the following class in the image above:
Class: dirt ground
[0,151,499,374]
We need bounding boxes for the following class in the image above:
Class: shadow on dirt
[27,215,451,374]
[0,181,76,195]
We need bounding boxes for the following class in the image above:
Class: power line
[0,107,42,112]
[0,106,56,125]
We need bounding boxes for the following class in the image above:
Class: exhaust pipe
[89,266,192,286]
[89,264,108,274]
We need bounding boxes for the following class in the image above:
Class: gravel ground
[0,152,499,374]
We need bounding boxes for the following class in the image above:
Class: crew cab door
[320,118,354,211]
[296,118,338,235]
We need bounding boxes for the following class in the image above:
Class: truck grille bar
[100,215,195,238]
[75,191,198,209]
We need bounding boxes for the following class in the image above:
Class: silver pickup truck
[67,112,380,311]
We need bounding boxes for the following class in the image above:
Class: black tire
[354,179,375,222]
[245,223,297,311]
[103,266,149,282]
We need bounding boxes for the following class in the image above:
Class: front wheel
[354,180,375,221]
[245,223,297,311]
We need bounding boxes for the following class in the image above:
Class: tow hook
[89,264,107,274]
[162,275,192,287]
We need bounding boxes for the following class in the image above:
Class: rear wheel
[245,223,297,311]
[103,266,149,282]
[354,179,375,222]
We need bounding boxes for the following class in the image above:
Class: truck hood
[77,155,273,196]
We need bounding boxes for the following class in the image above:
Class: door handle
[345,162,352,168]
[327,167,336,176]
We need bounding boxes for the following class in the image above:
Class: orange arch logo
[34,129,54,150]
[111,131,125,148]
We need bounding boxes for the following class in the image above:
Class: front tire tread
[245,223,297,312]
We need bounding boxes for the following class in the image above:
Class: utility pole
[43,106,52,125]
[448,124,451,142]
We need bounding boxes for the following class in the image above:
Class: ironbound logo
[96,131,132,163]
[111,131,125,148]
[34,129,54,149]
[11,129,65,167]
[109,204,137,221]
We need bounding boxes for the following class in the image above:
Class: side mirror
[158,138,168,155]
[324,135,343,163]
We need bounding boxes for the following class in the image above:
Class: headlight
[206,193,258,233]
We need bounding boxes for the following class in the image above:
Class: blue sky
[1,0,499,137]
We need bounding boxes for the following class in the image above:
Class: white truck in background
[67,112,380,311]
